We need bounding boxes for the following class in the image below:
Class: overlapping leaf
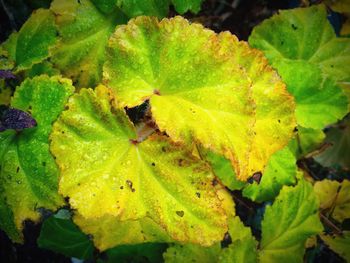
[50,0,127,88]
[259,177,323,263]
[1,9,57,72]
[249,5,349,130]
[50,85,231,246]
[314,179,350,223]
[0,75,74,242]
[104,16,296,181]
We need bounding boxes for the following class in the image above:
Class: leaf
[1,9,57,71]
[24,61,60,79]
[0,75,74,242]
[325,0,350,13]
[50,0,127,88]
[314,179,350,223]
[219,216,258,263]
[104,16,296,181]
[249,5,349,129]
[74,214,172,251]
[116,0,170,18]
[249,5,350,83]
[171,0,203,14]
[51,85,231,246]
[259,177,323,263]
[0,82,12,106]
[315,118,350,170]
[243,146,297,203]
[38,214,94,260]
[105,243,168,263]
[320,232,350,262]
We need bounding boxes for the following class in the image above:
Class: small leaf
[104,16,296,181]
[243,146,297,203]
[259,177,323,263]
[38,215,94,260]
[50,0,127,88]
[1,9,57,71]
[171,0,203,14]
[0,75,74,242]
[314,179,350,223]
[320,232,350,262]
[51,85,231,246]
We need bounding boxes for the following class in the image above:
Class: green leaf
[51,85,231,246]
[50,0,127,88]
[105,243,168,263]
[117,0,170,18]
[1,9,57,71]
[0,81,12,106]
[38,214,94,260]
[249,5,349,129]
[24,61,60,79]
[314,179,350,223]
[320,232,350,262]
[104,16,296,181]
[259,177,323,263]
[315,118,350,170]
[243,146,297,203]
[74,214,172,251]
[0,75,74,242]
[171,0,203,14]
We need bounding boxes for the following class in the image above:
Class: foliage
[0,1,349,263]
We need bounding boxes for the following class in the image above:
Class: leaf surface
[50,0,127,88]
[259,177,323,263]
[51,85,230,246]
[0,75,74,241]
[249,5,349,129]
[104,16,296,180]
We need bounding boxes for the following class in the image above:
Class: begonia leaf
[320,232,350,262]
[50,0,127,88]
[51,85,231,246]
[259,177,323,263]
[103,16,296,181]
[0,75,74,242]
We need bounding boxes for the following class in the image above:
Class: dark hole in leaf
[248,172,262,184]
[176,211,184,217]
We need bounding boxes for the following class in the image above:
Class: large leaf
[320,232,350,262]
[50,0,127,88]
[314,179,350,223]
[51,85,231,246]
[259,177,323,263]
[249,5,349,129]
[0,75,74,242]
[38,213,94,260]
[104,16,296,181]
[243,146,297,203]
[163,244,221,263]
[1,9,57,72]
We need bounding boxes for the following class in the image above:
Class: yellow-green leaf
[0,75,74,242]
[104,16,296,181]
[314,179,350,223]
[1,9,57,71]
[51,85,231,246]
[50,0,127,88]
[259,177,323,263]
